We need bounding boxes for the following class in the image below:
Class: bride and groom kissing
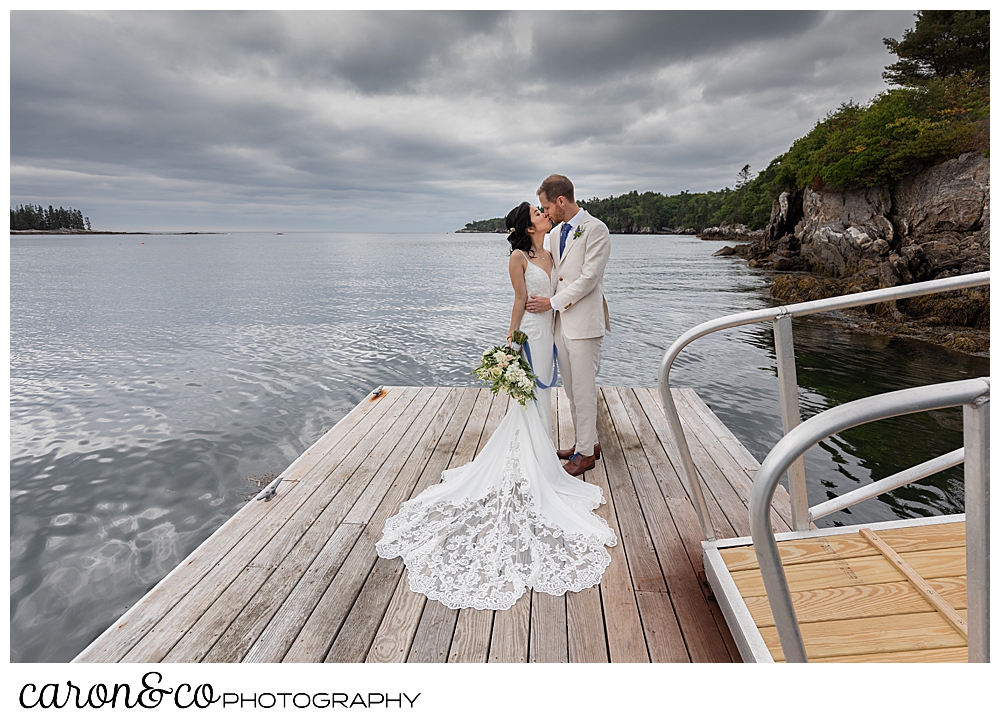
[376,174,617,612]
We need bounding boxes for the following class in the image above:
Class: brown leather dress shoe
[563,453,597,476]
[557,443,601,461]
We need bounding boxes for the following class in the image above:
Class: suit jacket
[549,209,611,339]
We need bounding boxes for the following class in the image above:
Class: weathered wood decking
[75,385,797,663]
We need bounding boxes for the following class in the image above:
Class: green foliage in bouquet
[472,330,538,406]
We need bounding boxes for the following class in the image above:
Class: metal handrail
[748,377,990,663]
[808,447,964,522]
[657,270,990,540]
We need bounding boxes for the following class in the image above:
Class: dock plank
[742,577,968,627]
[618,388,688,499]
[597,390,666,594]
[671,388,760,477]
[529,591,568,663]
[566,588,608,663]
[584,393,648,663]
[634,592,689,662]
[720,522,967,572]
[761,610,968,661]
[489,593,531,663]
[406,601,457,663]
[730,546,967,598]
[817,646,968,663]
[606,387,732,662]
[665,497,742,663]
[325,556,404,663]
[632,388,738,540]
[674,388,793,533]
[365,570,426,663]
[171,390,458,664]
[556,390,610,664]
[241,522,364,662]
[448,609,494,663]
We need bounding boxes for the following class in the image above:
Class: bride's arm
[506,253,528,343]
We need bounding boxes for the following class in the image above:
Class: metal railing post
[750,378,989,663]
[964,391,990,663]
[658,272,988,544]
[772,313,809,531]
[659,382,717,542]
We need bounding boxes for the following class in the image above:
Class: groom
[525,174,611,476]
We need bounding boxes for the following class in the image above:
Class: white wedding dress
[376,253,617,610]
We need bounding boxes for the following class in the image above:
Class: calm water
[10,232,987,662]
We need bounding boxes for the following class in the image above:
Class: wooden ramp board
[75,386,783,664]
[703,516,969,663]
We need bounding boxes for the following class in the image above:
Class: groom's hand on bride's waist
[525,295,553,313]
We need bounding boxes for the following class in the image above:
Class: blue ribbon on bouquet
[522,341,559,389]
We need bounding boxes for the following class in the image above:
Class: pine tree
[883,11,990,87]
[10,203,90,230]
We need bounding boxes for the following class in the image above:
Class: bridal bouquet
[472,330,538,406]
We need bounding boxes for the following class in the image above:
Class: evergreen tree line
[460,186,751,235]
[462,12,988,235]
[11,204,91,231]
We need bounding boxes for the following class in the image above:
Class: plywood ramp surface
[76,386,781,664]
[717,520,969,662]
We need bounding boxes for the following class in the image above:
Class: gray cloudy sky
[11,10,917,232]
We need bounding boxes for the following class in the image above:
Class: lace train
[376,419,616,610]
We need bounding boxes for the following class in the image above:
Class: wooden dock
[705,516,970,662]
[74,385,799,663]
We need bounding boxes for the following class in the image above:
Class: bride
[375,202,617,611]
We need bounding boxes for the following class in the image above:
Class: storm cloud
[11,10,917,231]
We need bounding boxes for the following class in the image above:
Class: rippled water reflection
[10,232,987,662]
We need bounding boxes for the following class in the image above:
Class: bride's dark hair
[505,202,535,256]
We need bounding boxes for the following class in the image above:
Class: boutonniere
[572,225,585,239]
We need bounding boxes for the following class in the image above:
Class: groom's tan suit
[550,210,611,458]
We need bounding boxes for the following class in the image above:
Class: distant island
[10,203,221,235]
[11,204,91,231]
[456,218,507,233]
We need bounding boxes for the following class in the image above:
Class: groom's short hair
[537,175,574,203]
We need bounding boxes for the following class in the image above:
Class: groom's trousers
[554,314,602,458]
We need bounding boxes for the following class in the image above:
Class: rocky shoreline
[709,151,989,356]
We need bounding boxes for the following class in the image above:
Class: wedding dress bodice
[518,256,554,351]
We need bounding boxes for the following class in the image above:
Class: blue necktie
[559,223,572,258]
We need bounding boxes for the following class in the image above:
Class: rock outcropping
[714,152,990,353]
[698,223,765,241]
